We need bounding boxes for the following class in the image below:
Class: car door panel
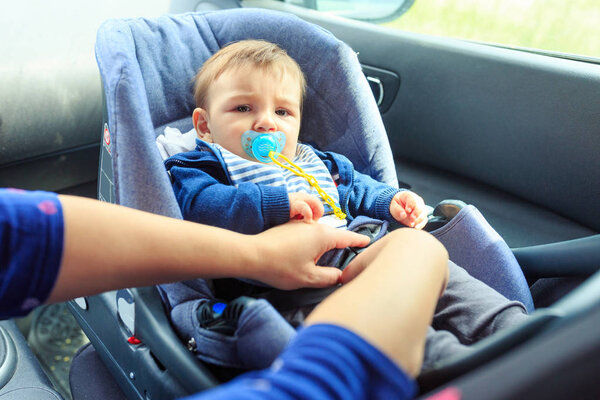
[0,145,99,195]
[244,0,600,247]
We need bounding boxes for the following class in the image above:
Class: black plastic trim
[514,234,600,279]
[0,327,17,390]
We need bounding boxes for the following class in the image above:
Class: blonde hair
[193,40,306,110]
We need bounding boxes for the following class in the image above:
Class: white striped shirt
[213,143,347,228]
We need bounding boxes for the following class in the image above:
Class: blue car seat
[67,8,558,399]
[95,9,397,212]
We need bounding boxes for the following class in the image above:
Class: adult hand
[246,221,369,290]
[288,192,324,222]
[49,196,367,303]
[390,191,428,229]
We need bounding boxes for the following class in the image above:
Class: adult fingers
[321,226,370,251]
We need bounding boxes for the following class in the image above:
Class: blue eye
[236,105,250,112]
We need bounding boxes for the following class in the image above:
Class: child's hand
[289,192,324,222]
[390,191,428,229]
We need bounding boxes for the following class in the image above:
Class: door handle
[361,65,400,113]
[366,75,384,106]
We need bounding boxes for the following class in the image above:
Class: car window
[289,0,600,61]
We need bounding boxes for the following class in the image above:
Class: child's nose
[254,112,276,132]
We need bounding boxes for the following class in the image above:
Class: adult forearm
[49,195,369,303]
[49,195,254,302]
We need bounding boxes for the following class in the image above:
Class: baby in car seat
[161,39,529,371]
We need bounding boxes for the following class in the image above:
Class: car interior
[1,1,599,399]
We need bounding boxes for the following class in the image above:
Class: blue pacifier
[241,130,286,163]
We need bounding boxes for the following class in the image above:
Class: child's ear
[192,108,212,142]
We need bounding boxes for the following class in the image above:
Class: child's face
[193,65,302,161]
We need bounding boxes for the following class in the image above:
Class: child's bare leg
[306,229,449,377]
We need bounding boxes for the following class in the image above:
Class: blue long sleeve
[183,324,416,400]
[168,158,290,234]
[167,143,401,231]
[311,147,401,222]
[0,189,64,319]
[346,169,401,221]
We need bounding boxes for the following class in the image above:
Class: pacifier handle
[252,135,279,162]
[242,130,285,163]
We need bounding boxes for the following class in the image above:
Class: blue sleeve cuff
[183,323,416,400]
[0,189,64,319]
[289,324,416,399]
[375,187,403,221]
[259,185,290,228]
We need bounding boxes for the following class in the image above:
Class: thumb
[304,266,342,288]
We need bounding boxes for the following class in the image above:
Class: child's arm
[322,155,427,228]
[315,149,402,222]
[343,169,401,221]
[348,171,427,229]
[169,164,290,234]
[389,191,428,229]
